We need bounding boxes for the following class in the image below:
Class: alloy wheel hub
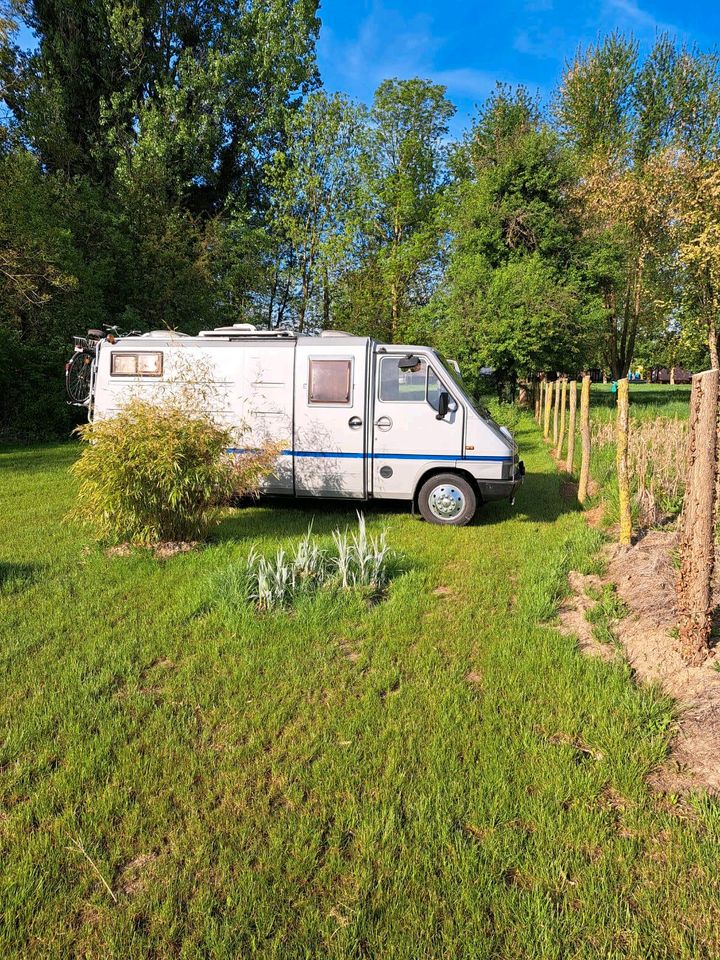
[428,484,465,520]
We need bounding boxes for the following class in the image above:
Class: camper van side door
[293,342,369,498]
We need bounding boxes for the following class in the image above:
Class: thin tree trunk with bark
[678,369,720,664]
[543,379,552,439]
[566,380,577,474]
[616,378,632,545]
[578,375,591,504]
[556,379,567,459]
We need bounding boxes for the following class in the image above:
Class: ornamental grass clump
[218,513,395,611]
[71,399,280,546]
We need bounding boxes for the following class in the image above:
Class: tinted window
[308,359,352,404]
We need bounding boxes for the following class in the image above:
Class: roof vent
[320,329,350,337]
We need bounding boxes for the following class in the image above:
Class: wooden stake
[566,380,577,473]
[678,369,720,664]
[555,379,567,459]
[552,379,560,447]
[616,378,632,545]
[543,378,552,439]
[578,375,591,503]
[535,379,542,423]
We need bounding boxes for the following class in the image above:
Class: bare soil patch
[118,852,159,898]
[560,530,720,794]
[105,541,199,560]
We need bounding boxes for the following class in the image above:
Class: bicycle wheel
[66,351,94,403]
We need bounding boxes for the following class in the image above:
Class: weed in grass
[585,583,628,645]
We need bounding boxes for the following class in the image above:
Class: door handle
[374,416,393,431]
[348,416,362,428]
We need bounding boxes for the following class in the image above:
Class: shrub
[70,399,279,545]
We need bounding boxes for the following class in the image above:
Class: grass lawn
[587,383,691,423]
[2,417,720,959]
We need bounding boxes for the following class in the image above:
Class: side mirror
[436,391,450,420]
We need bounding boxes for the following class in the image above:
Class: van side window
[110,352,163,377]
[308,359,352,404]
[379,356,426,401]
[427,368,442,411]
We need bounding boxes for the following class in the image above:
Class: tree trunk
[390,281,399,341]
[578,375,591,504]
[543,379,553,439]
[555,379,567,459]
[670,366,675,386]
[566,380,577,474]
[323,265,331,329]
[709,313,719,370]
[552,379,560,448]
[616,378,632,546]
[678,369,720,663]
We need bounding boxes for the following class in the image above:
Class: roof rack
[198,323,296,339]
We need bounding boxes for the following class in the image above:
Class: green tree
[263,91,366,331]
[556,33,720,377]
[432,85,600,395]
[337,78,454,341]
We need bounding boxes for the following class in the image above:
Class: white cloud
[603,0,679,36]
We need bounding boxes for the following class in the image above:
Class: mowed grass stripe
[1,421,719,959]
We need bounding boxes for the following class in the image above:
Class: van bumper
[477,460,524,503]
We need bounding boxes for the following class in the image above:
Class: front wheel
[417,473,477,526]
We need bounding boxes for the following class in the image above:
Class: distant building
[650,367,692,384]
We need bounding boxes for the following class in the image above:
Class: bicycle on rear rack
[65,325,141,405]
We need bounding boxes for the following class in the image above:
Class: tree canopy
[2,18,720,435]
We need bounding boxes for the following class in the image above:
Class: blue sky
[317,0,720,135]
[10,0,720,139]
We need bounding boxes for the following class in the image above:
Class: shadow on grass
[212,465,578,544]
[0,561,38,596]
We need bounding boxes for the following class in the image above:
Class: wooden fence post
[543,378,552,439]
[677,369,720,664]
[616,378,632,545]
[566,380,577,473]
[555,379,567,459]
[535,378,542,423]
[578,375,591,503]
[552,379,560,447]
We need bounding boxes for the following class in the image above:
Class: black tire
[417,473,477,526]
[66,351,94,403]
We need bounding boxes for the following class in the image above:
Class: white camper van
[71,324,524,525]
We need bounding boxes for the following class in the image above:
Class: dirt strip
[560,530,720,795]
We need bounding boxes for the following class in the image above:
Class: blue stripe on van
[227,447,512,463]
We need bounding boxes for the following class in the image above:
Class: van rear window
[308,359,352,404]
[110,352,163,377]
